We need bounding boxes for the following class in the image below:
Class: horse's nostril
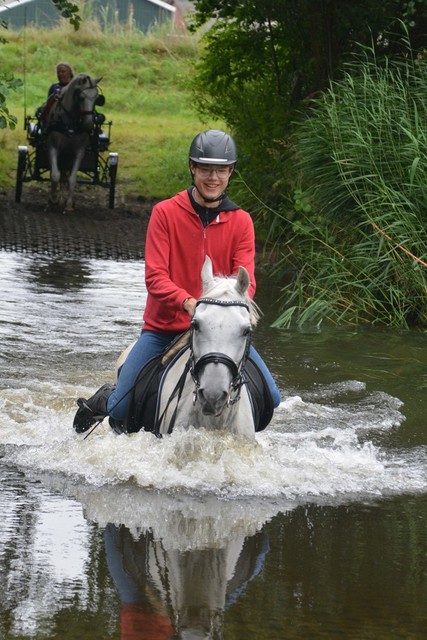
[198,388,228,416]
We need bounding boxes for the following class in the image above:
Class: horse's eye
[191,319,199,331]
[243,326,252,337]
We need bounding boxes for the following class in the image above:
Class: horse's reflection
[104,522,269,640]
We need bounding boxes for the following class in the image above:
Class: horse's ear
[236,266,250,295]
[94,77,103,84]
[201,255,214,292]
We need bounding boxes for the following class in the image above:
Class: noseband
[189,297,252,407]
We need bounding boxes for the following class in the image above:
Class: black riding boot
[73,383,115,433]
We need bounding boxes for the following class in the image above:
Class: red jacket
[121,604,173,640]
[143,189,256,332]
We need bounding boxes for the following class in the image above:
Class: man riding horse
[73,129,281,434]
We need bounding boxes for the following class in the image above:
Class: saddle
[122,333,274,436]
[123,333,191,436]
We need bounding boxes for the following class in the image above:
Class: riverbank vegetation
[189,2,427,329]
[272,41,427,328]
[1,1,426,329]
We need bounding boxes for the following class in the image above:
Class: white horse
[46,73,102,212]
[118,257,272,439]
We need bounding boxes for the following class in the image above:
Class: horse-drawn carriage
[15,73,119,210]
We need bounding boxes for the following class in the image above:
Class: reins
[155,356,191,436]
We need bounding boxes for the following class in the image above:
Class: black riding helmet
[189,129,237,165]
[189,130,237,203]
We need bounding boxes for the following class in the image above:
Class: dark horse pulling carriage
[15,73,119,210]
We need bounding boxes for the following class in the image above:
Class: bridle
[55,76,100,128]
[152,297,252,436]
[77,79,101,118]
[189,297,252,408]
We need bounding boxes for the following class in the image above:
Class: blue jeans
[107,330,281,421]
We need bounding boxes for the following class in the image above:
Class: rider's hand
[183,297,197,317]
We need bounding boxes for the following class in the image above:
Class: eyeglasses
[195,165,231,177]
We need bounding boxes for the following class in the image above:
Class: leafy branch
[50,0,81,31]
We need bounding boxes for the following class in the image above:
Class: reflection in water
[105,525,173,640]
[0,468,93,638]
[22,477,277,640]
[26,256,92,290]
[105,523,268,640]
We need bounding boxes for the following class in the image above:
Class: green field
[0,20,223,198]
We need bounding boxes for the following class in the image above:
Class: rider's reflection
[104,522,269,640]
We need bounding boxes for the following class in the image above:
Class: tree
[189,1,427,207]
[0,0,81,128]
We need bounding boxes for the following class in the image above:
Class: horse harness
[189,297,252,407]
[48,76,101,135]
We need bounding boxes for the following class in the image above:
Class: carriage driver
[36,62,75,127]
[47,62,74,99]
[73,129,281,434]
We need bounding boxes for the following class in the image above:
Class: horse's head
[59,73,103,132]
[190,256,256,417]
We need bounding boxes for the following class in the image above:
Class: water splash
[1,380,422,503]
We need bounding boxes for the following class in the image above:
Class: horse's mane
[49,74,88,117]
[202,275,261,327]
[64,73,89,91]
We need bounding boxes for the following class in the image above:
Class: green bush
[273,34,427,329]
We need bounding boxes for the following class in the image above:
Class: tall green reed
[274,32,427,328]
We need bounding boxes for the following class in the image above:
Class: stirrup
[109,417,126,435]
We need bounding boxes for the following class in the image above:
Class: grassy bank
[0,21,223,198]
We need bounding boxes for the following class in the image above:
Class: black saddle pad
[244,358,275,432]
[124,334,190,435]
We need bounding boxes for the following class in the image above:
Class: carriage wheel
[15,145,28,203]
[108,152,119,209]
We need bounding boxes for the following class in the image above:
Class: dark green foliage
[51,0,82,30]
[190,1,427,211]
[0,73,22,129]
[273,33,427,328]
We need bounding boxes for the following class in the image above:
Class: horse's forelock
[203,275,239,299]
[202,276,260,327]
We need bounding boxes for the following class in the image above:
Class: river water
[0,250,426,639]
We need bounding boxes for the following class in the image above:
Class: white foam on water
[1,380,423,503]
